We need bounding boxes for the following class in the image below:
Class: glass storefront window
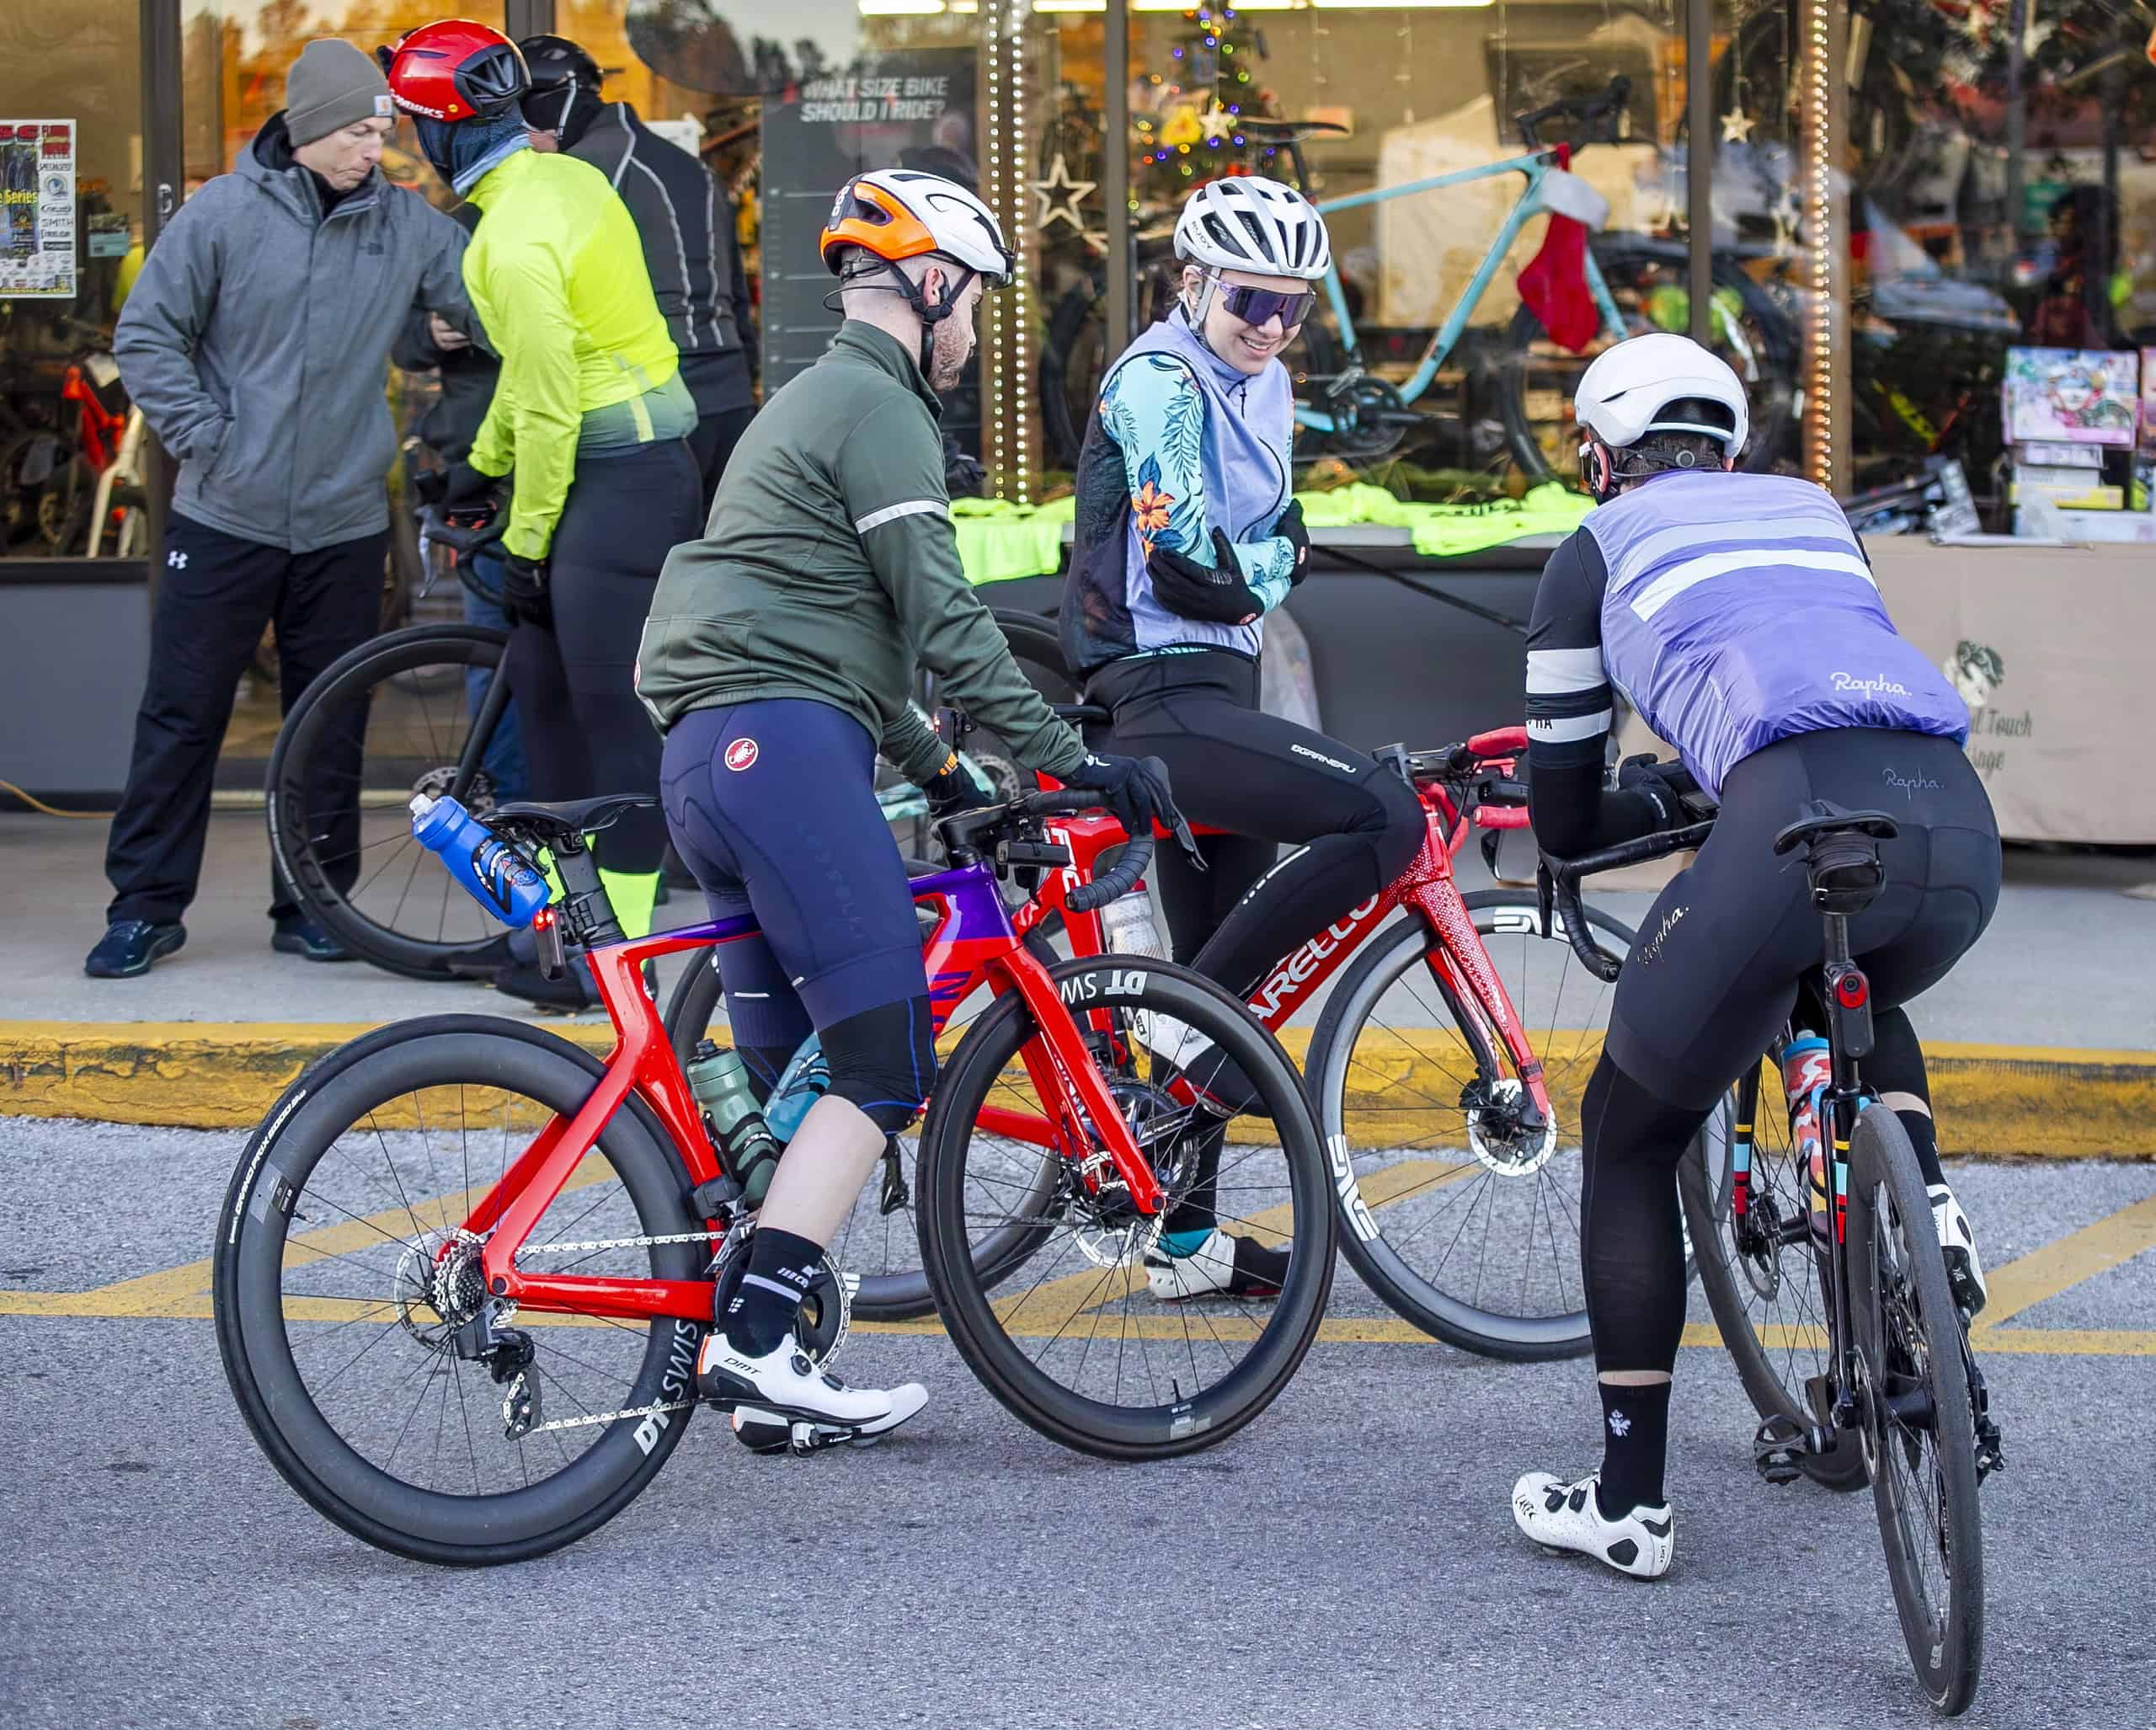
[1027,2,1790,502]
[1830,0,2154,522]
[0,1,145,557]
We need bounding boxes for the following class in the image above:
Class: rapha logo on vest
[1829,670,1913,697]
[1289,743,1356,774]
[1882,767,1942,801]
[724,738,760,772]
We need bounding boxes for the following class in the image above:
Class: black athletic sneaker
[84,920,186,979]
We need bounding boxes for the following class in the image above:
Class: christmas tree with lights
[1132,4,1285,208]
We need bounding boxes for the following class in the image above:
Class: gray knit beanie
[286,40,392,147]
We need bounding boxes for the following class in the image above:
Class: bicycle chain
[522,1397,700,1438]
[512,1230,718,1258]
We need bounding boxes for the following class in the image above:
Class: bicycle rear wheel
[917,953,1334,1459]
[1305,892,1633,1359]
[1680,1048,1868,1491]
[266,623,519,980]
[213,1017,708,1566]
[1848,1104,1984,1715]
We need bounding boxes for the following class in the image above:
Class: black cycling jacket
[566,102,755,415]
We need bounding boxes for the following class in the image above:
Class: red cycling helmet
[379,19,530,124]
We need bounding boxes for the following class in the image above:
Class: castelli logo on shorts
[724,739,760,772]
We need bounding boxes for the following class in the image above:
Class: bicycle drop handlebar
[1514,74,1631,152]
[1017,788,1157,914]
[416,500,507,558]
[1538,818,1716,982]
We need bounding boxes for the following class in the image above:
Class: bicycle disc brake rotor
[1061,1076,1193,1268]
[412,761,497,816]
[393,1228,489,1354]
[1461,1076,1557,1177]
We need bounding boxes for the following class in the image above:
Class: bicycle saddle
[1771,799,1900,856]
[488,793,656,841]
[1773,800,1897,916]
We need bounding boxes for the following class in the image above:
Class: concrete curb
[0,1020,2150,1159]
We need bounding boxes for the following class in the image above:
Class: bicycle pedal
[730,1407,864,1456]
[1753,1412,1815,1485]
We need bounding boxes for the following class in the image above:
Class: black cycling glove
[1274,499,1311,587]
[1058,751,1189,849]
[440,461,498,510]
[499,553,552,630]
[1146,527,1265,627]
[1616,753,1700,831]
[921,750,993,819]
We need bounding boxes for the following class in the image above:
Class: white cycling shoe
[1928,1183,1988,1319]
[696,1330,927,1455]
[1144,1228,1288,1301]
[1512,1471,1674,1581]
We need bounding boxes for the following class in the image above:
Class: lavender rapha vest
[1584,471,1968,796]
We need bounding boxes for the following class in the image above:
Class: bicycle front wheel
[1305,892,1633,1360]
[266,623,520,980]
[214,1017,708,1565]
[1848,1104,1985,1715]
[917,953,1335,1458]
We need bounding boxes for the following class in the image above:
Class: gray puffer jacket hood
[114,114,477,553]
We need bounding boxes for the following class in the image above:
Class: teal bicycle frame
[1295,147,1625,437]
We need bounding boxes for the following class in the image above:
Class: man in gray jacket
[88,39,477,979]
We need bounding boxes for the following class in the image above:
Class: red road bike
[669,712,1643,1360]
[214,785,1334,1565]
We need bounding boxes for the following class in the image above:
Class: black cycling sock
[1898,1108,1946,1189]
[726,1227,824,1356]
[1596,1379,1672,1517]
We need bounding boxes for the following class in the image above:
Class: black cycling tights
[1086,649,1426,992]
[1581,1012,1948,1377]
[506,438,702,876]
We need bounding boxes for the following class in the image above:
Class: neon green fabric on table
[950,483,1590,585]
[950,495,1075,586]
[1401,482,1593,558]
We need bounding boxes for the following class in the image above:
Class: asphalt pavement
[3,1119,2153,1730]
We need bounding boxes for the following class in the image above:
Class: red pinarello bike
[214,784,1334,1565]
[667,716,1641,1361]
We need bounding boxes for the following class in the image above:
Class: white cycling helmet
[1574,332,1750,457]
[821,168,1015,286]
[1173,175,1331,280]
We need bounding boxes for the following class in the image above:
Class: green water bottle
[685,1040,782,1208]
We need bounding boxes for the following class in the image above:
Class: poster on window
[2000,346,2138,446]
[0,120,75,298]
[759,51,979,414]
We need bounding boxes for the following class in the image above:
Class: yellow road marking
[3,1156,616,1321]
[6,1286,2154,1355]
[1973,1192,2156,1330]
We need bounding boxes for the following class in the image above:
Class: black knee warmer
[820,996,937,1132]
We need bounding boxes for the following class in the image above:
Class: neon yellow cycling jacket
[463,147,680,559]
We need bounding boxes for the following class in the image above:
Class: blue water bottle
[408,793,550,928]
